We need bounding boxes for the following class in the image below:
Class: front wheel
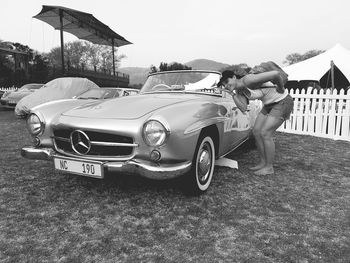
[183,135,215,195]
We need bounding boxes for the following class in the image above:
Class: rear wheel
[183,135,215,195]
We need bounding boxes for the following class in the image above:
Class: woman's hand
[225,84,235,92]
[276,86,285,93]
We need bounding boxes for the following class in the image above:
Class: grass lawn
[0,109,350,262]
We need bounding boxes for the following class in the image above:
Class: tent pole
[330,60,335,91]
[112,38,116,76]
[59,9,65,75]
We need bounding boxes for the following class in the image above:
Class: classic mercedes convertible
[21,70,260,194]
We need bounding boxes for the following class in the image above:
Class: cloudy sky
[1,0,349,68]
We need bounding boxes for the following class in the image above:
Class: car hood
[61,93,201,119]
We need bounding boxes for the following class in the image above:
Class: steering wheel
[152,83,171,91]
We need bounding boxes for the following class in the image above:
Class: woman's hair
[217,70,246,87]
[217,70,233,87]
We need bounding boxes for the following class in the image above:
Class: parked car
[15,77,99,118]
[21,70,259,194]
[0,89,5,98]
[26,87,140,123]
[0,83,43,108]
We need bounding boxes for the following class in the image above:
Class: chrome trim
[147,69,220,77]
[54,148,135,161]
[53,137,135,161]
[90,141,139,147]
[21,146,192,180]
[27,112,46,136]
[52,130,137,159]
[142,119,170,147]
[52,136,70,142]
[218,137,250,159]
[147,115,171,133]
[21,146,55,160]
[52,137,138,147]
[184,117,226,135]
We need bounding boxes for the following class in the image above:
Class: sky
[1,0,350,68]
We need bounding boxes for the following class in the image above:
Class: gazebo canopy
[33,5,132,47]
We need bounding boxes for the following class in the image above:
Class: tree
[46,41,88,69]
[149,65,158,74]
[150,62,192,73]
[284,49,325,65]
[0,40,14,72]
[30,53,50,82]
[65,41,88,68]
[12,42,34,60]
[46,40,126,73]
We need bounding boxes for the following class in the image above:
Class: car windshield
[77,89,119,99]
[140,71,221,94]
[18,84,43,91]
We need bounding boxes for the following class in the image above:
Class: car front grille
[53,128,136,159]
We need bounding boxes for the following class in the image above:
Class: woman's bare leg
[249,113,267,170]
[254,115,284,175]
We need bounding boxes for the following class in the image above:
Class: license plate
[54,157,104,178]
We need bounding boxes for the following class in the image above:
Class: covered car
[15,77,99,118]
[27,87,140,125]
[21,70,259,194]
[0,83,43,108]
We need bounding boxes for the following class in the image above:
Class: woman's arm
[242,71,286,93]
[232,93,248,112]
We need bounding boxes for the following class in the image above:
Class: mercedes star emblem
[70,130,91,155]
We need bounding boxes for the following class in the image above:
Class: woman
[217,66,293,175]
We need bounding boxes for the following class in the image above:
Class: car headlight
[1,91,9,98]
[142,120,169,147]
[26,113,44,136]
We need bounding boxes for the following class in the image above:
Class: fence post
[303,87,311,132]
[309,88,317,134]
[315,89,324,135]
[335,89,344,139]
[328,89,337,137]
[342,89,350,140]
[321,89,331,136]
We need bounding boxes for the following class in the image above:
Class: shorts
[260,94,294,121]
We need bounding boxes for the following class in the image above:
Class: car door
[219,91,251,154]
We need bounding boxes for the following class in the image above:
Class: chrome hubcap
[198,144,212,183]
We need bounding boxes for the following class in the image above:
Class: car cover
[15,77,99,118]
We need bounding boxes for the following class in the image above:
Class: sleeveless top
[248,86,288,105]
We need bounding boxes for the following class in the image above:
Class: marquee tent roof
[283,44,350,82]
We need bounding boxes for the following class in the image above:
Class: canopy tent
[283,44,350,90]
[33,5,132,75]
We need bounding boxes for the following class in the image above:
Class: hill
[119,59,230,86]
[185,59,230,71]
[118,67,149,86]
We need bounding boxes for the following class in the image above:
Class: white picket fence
[0,86,17,92]
[277,88,350,142]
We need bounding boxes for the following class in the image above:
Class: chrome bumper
[21,146,192,180]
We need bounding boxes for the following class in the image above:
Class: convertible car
[21,70,259,194]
